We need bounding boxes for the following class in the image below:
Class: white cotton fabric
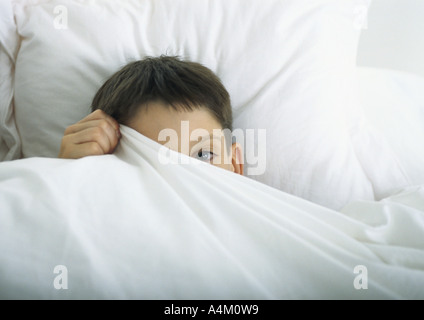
[356,67,424,188]
[0,125,423,299]
[0,0,21,160]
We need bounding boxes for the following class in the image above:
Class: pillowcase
[10,0,376,210]
[356,66,424,189]
[0,0,21,161]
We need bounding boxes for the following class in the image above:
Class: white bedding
[357,67,424,186]
[1,126,423,299]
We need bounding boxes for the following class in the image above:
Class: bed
[1,0,423,299]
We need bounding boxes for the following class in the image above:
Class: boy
[58,55,243,175]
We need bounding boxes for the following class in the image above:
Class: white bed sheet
[0,126,423,299]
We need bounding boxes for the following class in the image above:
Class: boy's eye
[196,149,214,162]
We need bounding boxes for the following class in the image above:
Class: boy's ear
[231,142,244,175]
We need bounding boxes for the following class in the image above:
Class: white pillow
[11,0,375,209]
[356,67,424,188]
[0,0,21,161]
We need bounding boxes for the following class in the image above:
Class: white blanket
[0,126,423,299]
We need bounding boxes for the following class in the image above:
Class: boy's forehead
[128,101,226,144]
[135,101,222,131]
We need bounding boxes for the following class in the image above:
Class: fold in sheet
[0,125,423,299]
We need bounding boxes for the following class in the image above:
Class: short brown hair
[91,55,233,130]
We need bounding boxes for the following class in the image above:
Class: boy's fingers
[65,126,113,155]
[78,126,115,154]
[67,118,120,152]
[58,110,121,159]
[64,119,120,143]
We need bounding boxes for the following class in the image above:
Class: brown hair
[91,55,232,130]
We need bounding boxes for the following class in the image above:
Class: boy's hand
[58,110,121,159]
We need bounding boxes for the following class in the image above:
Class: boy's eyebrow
[189,133,223,148]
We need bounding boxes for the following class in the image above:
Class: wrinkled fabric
[0,125,423,299]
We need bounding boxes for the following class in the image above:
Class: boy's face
[127,101,243,175]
